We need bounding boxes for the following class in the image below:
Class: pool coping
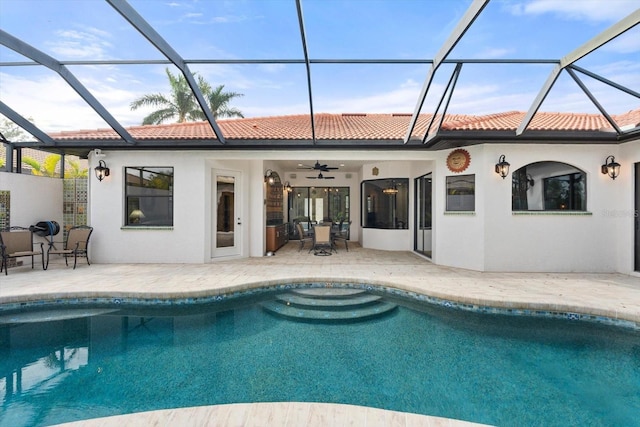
[2,278,638,330]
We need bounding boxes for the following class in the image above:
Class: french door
[212,170,241,258]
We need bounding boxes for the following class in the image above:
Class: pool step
[276,291,382,309]
[261,288,397,322]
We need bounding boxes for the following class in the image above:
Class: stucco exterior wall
[618,140,640,274]
[77,142,638,274]
[481,144,627,272]
[0,172,63,246]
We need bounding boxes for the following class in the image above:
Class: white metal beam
[107,0,226,144]
[0,100,56,145]
[517,9,640,136]
[403,0,489,143]
[0,29,135,144]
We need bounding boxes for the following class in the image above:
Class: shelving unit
[265,171,287,252]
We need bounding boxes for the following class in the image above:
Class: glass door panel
[289,186,349,238]
[635,163,640,272]
[212,171,241,258]
[414,173,432,258]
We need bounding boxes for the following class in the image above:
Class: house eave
[6,128,633,159]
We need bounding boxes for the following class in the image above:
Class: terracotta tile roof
[440,110,640,131]
[615,109,640,129]
[45,109,640,141]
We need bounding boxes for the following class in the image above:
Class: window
[446,175,475,211]
[289,186,350,235]
[125,167,174,226]
[362,178,408,229]
[512,162,586,211]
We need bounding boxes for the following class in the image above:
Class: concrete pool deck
[2,242,639,426]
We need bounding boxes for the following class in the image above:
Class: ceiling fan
[297,160,339,172]
[307,172,335,180]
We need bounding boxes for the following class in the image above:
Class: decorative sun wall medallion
[446,149,471,173]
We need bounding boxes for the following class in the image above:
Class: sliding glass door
[414,173,432,258]
[289,186,349,237]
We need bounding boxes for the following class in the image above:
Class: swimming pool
[1,287,638,427]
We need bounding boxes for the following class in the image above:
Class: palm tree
[130,68,244,125]
[198,82,244,120]
[21,154,88,178]
[22,154,61,177]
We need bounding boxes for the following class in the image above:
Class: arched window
[512,162,586,211]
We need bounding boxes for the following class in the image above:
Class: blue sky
[0,0,638,133]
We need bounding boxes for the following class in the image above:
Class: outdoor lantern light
[601,155,621,180]
[495,155,510,179]
[94,160,110,181]
[264,169,275,185]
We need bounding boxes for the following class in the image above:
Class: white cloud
[258,64,287,74]
[46,27,113,60]
[0,71,147,132]
[473,48,514,59]
[602,30,640,54]
[512,0,639,22]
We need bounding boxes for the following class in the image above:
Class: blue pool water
[0,291,639,427]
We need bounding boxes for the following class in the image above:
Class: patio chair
[45,225,93,270]
[0,226,45,275]
[333,220,351,252]
[296,222,313,252]
[311,225,335,256]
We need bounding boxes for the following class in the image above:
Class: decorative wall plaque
[446,149,471,173]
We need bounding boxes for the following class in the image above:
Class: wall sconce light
[495,155,510,179]
[526,174,535,190]
[264,169,275,185]
[284,181,292,192]
[601,155,620,180]
[94,160,110,181]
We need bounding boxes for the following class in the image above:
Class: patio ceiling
[0,0,639,158]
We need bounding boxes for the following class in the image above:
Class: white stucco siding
[78,142,638,273]
[482,144,624,272]
[432,145,485,271]
[89,150,207,264]
[618,140,639,274]
[0,172,63,247]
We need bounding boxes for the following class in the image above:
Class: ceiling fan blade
[306,176,318,179]
[324,176,335,179]
[297,161,340,171]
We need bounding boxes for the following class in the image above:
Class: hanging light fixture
[495,155,510,179]
[601,155,621,180]
[94,160,110,182]
[383,180,399,195]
